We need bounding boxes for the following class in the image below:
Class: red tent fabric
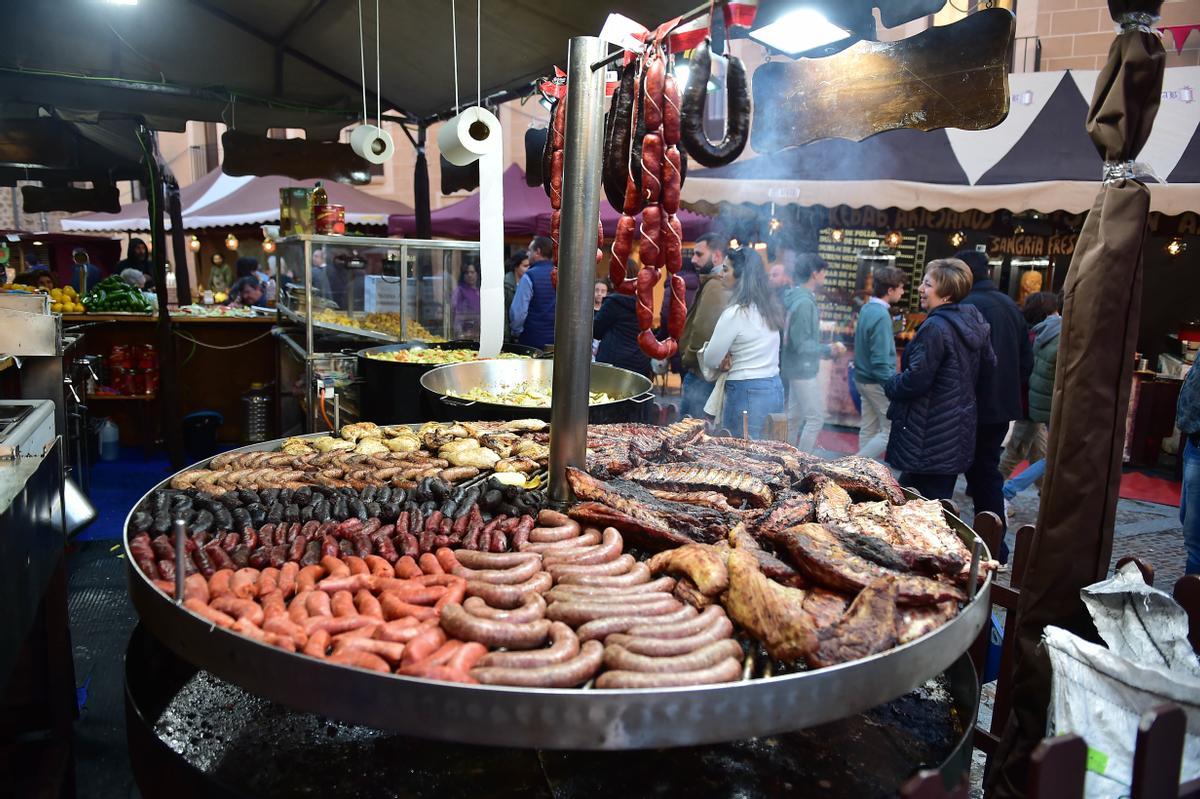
[387,164,712,240]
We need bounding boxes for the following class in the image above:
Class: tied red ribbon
[538,66,567,100]
[1158,23,1200,54]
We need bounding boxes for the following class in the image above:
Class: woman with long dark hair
[701,247,786,438]
[452,261,481,339]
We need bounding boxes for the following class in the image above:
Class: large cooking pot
[420,359,655,424]
[357,340,542,424]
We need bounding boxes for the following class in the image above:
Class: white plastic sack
[1044,564,1200,799]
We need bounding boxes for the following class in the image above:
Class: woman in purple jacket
[451,262,481,339]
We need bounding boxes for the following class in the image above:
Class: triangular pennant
[723,0,758,29]
[668,14,710,53]
[1159,24,1200,55]
[945,71,1066,184]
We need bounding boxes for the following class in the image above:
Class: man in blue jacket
[854,265,906,459]
[957,249,1032,559]
[509,236,556,349]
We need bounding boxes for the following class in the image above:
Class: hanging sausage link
[544,84,605,291]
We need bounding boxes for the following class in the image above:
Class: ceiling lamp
[884,230,903,249]
[949,231,965,248]
[262,239,277,254]
[749,8,852,57]
[225,233,239,251]
[829,228,844,243]
[1165,238,1186,257]
[188,235,201,252]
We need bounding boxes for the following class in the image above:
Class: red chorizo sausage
[663,72,681,145]
[640,133,663,205]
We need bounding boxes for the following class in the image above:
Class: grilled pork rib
[622,464,774,508]
[700,435,817,480]
[565,467,729,549]
[722,548,817,662]
[844,500,967,576]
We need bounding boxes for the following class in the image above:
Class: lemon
[50,302,63,313]
[50,288,63,300]
[64,285,77,298]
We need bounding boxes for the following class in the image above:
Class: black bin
[182,411,223,463]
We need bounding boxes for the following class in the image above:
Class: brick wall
[1036,0,1200,70]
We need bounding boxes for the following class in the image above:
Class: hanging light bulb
[949,231,965,248]
[188,235,201,252]
[829,228,844,243]
[884,230,903,249]
[1165,238,1186,257]
[225,233,239,251]
[262,239,277,254]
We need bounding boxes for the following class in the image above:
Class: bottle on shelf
[312,180,328,209]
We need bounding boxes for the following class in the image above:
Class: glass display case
[274,235,482,434]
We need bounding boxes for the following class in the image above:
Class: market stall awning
[387,164,712,240]
[61,169,412,232]
[682,66,1200,216]
[0,0,701,132]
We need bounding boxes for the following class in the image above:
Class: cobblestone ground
[955,479,1183,797]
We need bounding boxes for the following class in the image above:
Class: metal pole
[547,36,606,504]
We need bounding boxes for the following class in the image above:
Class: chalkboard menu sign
[816,229,929,327]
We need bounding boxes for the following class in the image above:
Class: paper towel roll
[350,124,395,165]
[439,107,505,358]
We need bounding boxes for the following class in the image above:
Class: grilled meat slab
[565,467,729,549]
[729,524,806,588]
[802,589,850,628]
[586,442,640,478]
[752,491,816,535]
[769,523,967,606]
[809,577,901,668]
[806,457,906,505]
[648,544,730,596]
[623,464,774,508]
[898,601,959,643]
[811,476,853,524]
[845,500,967,577]
[722,548,817,662]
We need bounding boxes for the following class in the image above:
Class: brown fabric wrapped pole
[988,5,1165,796]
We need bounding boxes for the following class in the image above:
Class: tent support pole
[166,177,192,305]
[547,36,606,505]
[138,124,185,469]
[414,124,432,240]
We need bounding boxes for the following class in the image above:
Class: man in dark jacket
[886,259,996,501]
[678,233,729,418]
[509,236,556,349]
[781,254,844,452]
[956,249,1032,546]
[658,249,701,374]
[594,292,652,377]
[1177,363,1200,575]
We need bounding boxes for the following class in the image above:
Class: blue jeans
[1003,458,1046,500]
[681,372,715,420]
[720,376,784,440]
[1183,437,1200,575]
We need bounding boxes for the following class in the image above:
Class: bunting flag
[668,14,711,53]
[723,0,759,30]
[1158,23,1200,55]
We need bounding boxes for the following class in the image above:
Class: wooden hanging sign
[750,7,1014,151]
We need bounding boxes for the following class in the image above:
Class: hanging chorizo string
[608,34,686,361]
[540,72,604,290]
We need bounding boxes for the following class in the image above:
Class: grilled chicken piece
[811,476,853,524]
[566,468,728,549]
[809,577,901,668]
[622,465,774,508]
[494,456,539,474]
[648,489,740,514]
[769,523,966,607]
[722,548,817,663]
[806,457,906,504]
[898,601,959,643]
[845,500,967,577]
[674,576,718,610]
[648,544,730,596]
